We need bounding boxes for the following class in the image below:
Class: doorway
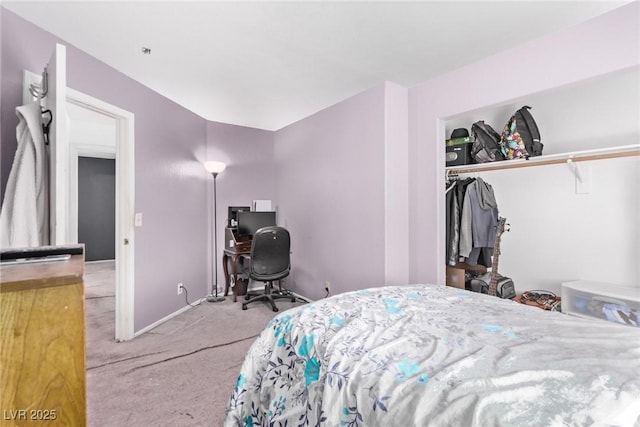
[23,70,135,341]
[67,92,135,342]
[78,157,116,262]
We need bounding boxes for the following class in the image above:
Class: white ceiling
[3,1,631,131]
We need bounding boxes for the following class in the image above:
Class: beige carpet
[84,261,305,426]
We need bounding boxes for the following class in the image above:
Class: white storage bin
[561,280,639,327]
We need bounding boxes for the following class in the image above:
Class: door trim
[24,71,136,341]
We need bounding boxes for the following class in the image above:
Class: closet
[444,68,640,294]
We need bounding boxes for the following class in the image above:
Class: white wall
[68,101,117,154]
[473,156,639,294]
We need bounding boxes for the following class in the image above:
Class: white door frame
[24,71,136,341]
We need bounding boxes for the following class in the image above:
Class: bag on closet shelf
[471,121,504,163]
[500,105,543,159]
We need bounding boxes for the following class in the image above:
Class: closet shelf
[445,144,640,175]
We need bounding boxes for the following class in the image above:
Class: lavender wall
[274,84,387,299]
[205,121,276,291]
[383,82,409,286]
[1,8,57,203]
[407,2,640,285]
[1,9,211,332]
[1,9,279,332]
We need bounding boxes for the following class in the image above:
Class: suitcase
[469,272,516,299]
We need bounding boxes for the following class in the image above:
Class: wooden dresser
[1,245,86,426]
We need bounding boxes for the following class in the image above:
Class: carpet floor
[84,261,305,426]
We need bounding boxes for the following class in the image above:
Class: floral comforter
[224,284,640,426]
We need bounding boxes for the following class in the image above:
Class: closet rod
[446,144,640,175]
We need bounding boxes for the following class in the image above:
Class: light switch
[135,213,143,227]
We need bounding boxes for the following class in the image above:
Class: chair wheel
[244,294,251,301]
[242,304,248,310]
[291,297,296,303]
[272,307,279,312]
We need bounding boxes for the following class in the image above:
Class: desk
[222,228,251,302]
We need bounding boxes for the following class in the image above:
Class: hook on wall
[28,68,49,100]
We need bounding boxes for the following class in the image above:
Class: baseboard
[134,298,206,337]
[134,288,311,338]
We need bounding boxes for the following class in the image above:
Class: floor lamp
[204,161,226,303]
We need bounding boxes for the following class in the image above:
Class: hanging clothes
[446,177,474,266]
[446,176,499,268]
[460,177,498,267]
[0,101,49,248]
[445,181,458,266]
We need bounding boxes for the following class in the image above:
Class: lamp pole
[204,161,226,303]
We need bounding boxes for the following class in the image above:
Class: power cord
[180,285,201,308]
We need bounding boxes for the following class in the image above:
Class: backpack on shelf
[471,121,504,163]
[500,106,543,159]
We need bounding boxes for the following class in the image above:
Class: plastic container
[561,280,639,327]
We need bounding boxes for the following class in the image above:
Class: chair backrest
[249,226,290,281]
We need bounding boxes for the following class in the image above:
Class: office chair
[241,226,296,312]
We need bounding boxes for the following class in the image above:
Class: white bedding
[224,284,640,426]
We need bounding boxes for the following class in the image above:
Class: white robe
[0,101,49,248]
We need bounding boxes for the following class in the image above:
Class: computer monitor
[237,211,276,237]
[228,206,251,228]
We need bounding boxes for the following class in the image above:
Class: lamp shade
[204,161,226,175]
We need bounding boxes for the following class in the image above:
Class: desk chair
[241,226,296,312]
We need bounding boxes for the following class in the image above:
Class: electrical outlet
[177,282,183,295]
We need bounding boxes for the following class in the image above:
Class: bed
[224,284,640,426]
